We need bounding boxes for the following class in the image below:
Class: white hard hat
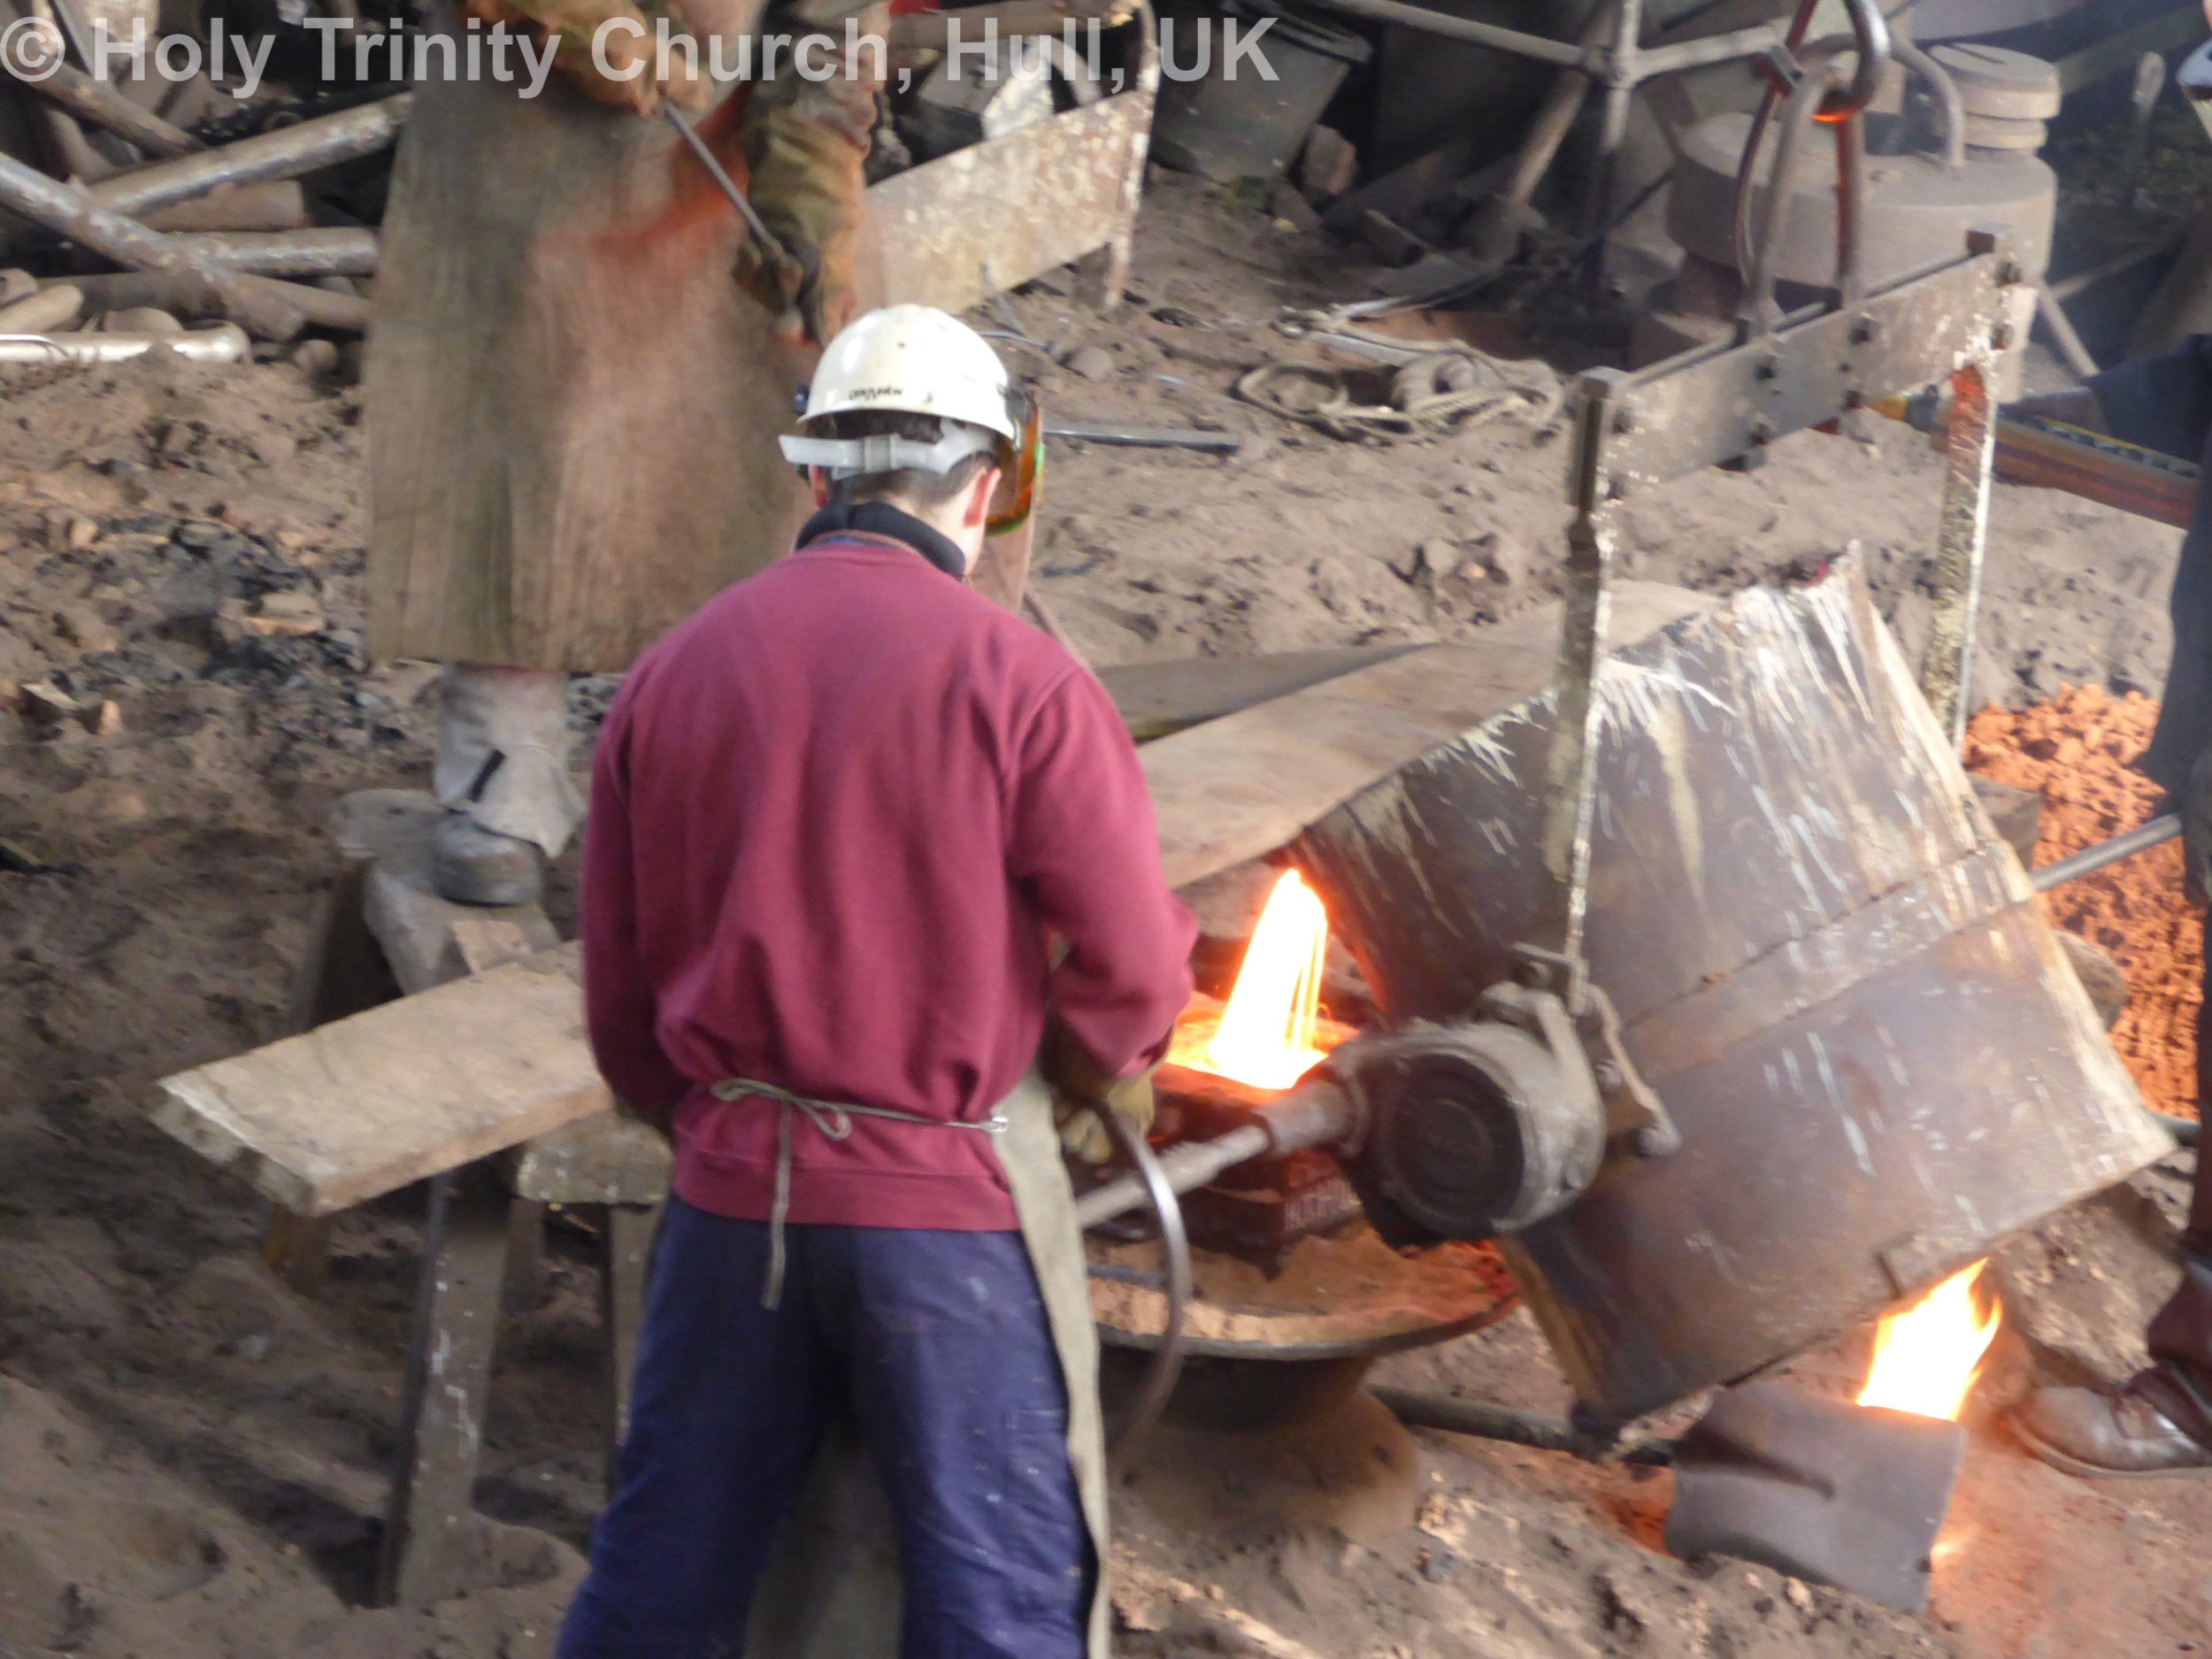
[780,305,1019,480]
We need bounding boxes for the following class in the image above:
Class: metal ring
[1082,1102,1192,1471]
[1826,0,1891,122]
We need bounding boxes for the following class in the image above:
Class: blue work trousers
[556,1198,1088,1659]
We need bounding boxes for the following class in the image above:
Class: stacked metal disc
[1931,42,2062,155]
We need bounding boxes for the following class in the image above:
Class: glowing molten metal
[1856,1262,2001,1423]
[1173,870,1341,1091]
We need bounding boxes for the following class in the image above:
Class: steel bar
[2036,282,2100,381]
[1044,420,1240,451]
[0,152,301,339]
[1535,373,1621,967]
[2051,225,2187,304]
[1074,1123,1271,1230]
[0,325,249,363]
[1919,357,1998,746]
[167,227,379,278]
[88,94,411,219]
[1373,1386,1673,1466]
[11,59,202,157]
[2031,814,2182,893]
[1587,0,1642,236]
[2154,1111,2200,1148]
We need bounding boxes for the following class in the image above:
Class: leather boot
[433,813,545,908]
[2014,1379,2212,1479]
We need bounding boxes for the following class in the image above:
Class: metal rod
[0,325,249,363]
[88,95,411,219]
[167,227,379,278]
[1537,374,1622,967]
[10,58,202,157]
[0,151,301,339]
[2032,815,2182,893]
[1373,1386,1674,1466]
[2153,1110,2200,1148]
[2051,225,2187,304]
[1043,421,1241,452]
[1919,354,1997,746]
[2035,282,2101,380]
[1074,1123,1273,1231]
[2055,4,2201,97]
[662,104,782,259]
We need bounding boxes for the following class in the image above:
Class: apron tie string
[709,1078,1008,1309]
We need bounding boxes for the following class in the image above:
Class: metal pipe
[2051,225,2187,304]
[1043,421,1240,452]
[1891,40,1965,171]
[2032,815,2182,893]
[1074,1077,1359,1229]
[11,59,202,158]
[88,95,411,219]
[1075,1123,1273,1230]
[0,324,249,363]
[1373,1386,1673,1466]
[2036,281,2101,381]
[0,151,301,339]
[166,227,379,278]
[2153,1110,2200,1148]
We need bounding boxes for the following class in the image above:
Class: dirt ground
[4,168,2212,1659]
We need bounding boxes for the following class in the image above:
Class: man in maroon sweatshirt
[559,304,1195,1659]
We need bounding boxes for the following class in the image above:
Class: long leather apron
[739,1069,1111,1659]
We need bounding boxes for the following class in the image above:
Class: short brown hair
[817,409,995,511]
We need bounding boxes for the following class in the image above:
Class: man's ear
[809,466,832,509]
[964,465,1004,530]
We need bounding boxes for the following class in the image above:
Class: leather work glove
[1041,1020,1159,1166]
[463,0,710,115]
[730,6,877,344]
[2186,745,2212,910]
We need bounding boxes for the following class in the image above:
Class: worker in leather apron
[365,0,879,905]
[559,305,1195,1657]
[2008,326,2212,1476]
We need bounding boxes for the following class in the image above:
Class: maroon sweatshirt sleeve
[580,695,691,1114]
[1010,664,1197,1076]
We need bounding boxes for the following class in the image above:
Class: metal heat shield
[1295,557,2169,1425]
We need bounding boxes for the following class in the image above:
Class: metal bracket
[1501,945,1679,1159]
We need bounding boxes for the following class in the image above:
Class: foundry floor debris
[1967,686,2205,1121]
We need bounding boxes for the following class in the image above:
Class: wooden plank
[1142,582,1712,890]
[378,1171,510,1608]
[1099,645,1425,741]
[152,942,611,1217]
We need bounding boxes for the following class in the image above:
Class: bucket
[1150,0,1371,184]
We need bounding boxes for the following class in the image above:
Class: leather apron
[740,1069,1111,1659]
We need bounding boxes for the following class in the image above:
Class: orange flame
[1857,1262,2001,1422]
[1197,870,1333,1091]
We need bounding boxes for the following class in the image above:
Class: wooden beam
[378,1171,511,1608]
[1099,645,1424,741]
[1141,583,1711,890]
